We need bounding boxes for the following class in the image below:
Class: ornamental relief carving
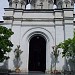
[64,0,71,4]
[8,0,74,9]
[48,0,54,4]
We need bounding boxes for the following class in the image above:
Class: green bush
[0,26,14,62]
[57,30,75,59]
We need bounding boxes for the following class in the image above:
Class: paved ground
[9,71,75,75]
[9,73,56,75]
[10,73,50,75]
[9,72,62,75]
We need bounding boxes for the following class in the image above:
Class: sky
[0,0,75,21]
[0,0,9,20]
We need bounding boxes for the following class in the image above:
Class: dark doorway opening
[28,35,46,73]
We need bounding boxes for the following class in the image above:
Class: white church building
[0,0,75,73]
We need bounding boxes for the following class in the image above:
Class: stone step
[9,72,50,75]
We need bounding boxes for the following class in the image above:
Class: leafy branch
[0,26,14,62]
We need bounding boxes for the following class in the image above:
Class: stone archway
[21,27,54,72]
[28,34,46,72]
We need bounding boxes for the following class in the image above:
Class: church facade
[1,0,75,72]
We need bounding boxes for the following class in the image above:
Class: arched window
[54,0,56,4]
[57,1,62,9]
[16,3,17,8]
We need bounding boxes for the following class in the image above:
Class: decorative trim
[64,17,74,20]
[63,23,73,25]
[54,18,63,21]
[23,9,54,13]
[3,16,14,20]
[63,8,74,11]
[4,8,14,11]
[11,24,55,26]
[4,8,74,12]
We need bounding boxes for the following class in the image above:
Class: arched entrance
[28,34,46,72]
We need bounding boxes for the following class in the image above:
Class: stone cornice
[23,9,54,13]
[63,8,74,11]
[4,8,14,11]
[3,16,14,20]
[64,17,74,20]
[4,8,74,12]
[54,18,63,21]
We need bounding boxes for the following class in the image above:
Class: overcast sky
[0,0,8,20]
[0,0,75,21]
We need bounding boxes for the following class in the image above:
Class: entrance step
[9,71,51,75]
[9,72,27,75]
[28,71,44,73]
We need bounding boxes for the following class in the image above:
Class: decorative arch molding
[29,0,36,4]
[71,0,74,6]
[57,0,63,8]
[8,0,28,8]
[21,27,54,72]
[22,27,54,43]
[40,0,44,2]
[63,0,72,8]
[48,0,54,4]
[20,0,26,4]
[13,0,19,3]
[64,0,71,4]
[27,31,48,42]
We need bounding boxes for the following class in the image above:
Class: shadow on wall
[63,57,75,71]
[0,60,8,69]
[13,45,23,69]
[50,52,59,71]
[51,52,75,71]
[13,57,22,69]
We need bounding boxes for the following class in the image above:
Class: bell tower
[8,0,28,9]
[8,0,74,9]
[29,0,74,9]
[63,0,74,8]
[54,0,74,9]
[30,0,54,9]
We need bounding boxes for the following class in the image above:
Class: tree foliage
[57,31,75,59]
[0,26,14,62]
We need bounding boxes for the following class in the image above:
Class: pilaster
[63,8,74,39]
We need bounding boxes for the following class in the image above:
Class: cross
[37,2,43,9]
